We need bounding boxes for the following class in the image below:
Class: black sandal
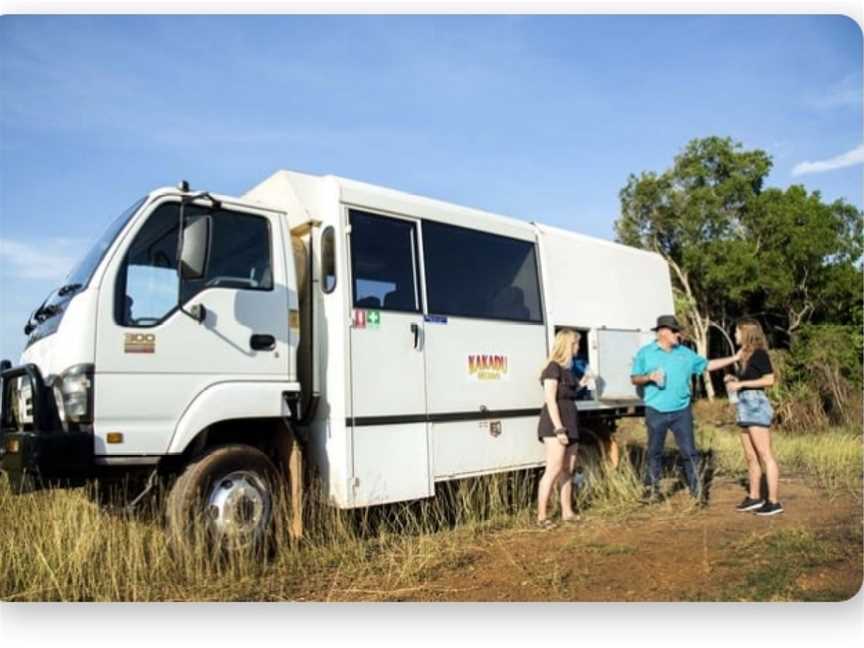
[536,518,557,530]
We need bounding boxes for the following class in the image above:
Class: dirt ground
[293,478,863,602]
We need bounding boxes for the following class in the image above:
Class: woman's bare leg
[740,430,763,500]
[538,438,565,521]
[748,426,779,503]
[558,443,579,520]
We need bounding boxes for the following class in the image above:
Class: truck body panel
[2,170,674,512]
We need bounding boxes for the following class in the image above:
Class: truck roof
[245,169,660,261]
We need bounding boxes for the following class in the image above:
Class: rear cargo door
[594,328,648,400]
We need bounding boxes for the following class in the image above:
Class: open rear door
[594,328,645,401]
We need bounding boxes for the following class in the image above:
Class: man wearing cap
[631,315,728,503]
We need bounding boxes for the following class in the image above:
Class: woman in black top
[724,319,782,516]
[536,329,590,528]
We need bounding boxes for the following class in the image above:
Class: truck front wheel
[166,444,282,555]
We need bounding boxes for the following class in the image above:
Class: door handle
[410,323,420,350]
[250,334,276,351]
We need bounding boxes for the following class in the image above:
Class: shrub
[771,326,863,432]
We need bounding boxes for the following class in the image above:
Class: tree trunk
[693,326,716,401]
[662,254,715,401]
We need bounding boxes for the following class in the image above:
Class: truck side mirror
[178,215,210,280]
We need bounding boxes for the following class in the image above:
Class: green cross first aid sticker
[367,310,381,329]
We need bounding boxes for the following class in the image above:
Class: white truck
[0,170,674,549]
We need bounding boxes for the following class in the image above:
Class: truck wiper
[35,303,61,322]
[23,307,39,335]
[23,287,64,335]
[58,282,82,297]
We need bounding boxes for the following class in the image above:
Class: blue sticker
[424,314,448,324]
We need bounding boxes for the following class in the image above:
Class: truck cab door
[93,195,293,457]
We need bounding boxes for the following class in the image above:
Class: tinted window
[349,210,419,312]
[422,221,543,323]
[202,210,272,293]
[117,202,272,327]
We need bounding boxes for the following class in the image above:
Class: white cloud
[805,75,862,110]
[791,144,864,177]
[0,238,85,281]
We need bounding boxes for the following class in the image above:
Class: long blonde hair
[541,329,580,378]
[738,319,769,369]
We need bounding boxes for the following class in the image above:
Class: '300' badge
[124,333,156,354]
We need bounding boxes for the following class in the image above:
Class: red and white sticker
[353,309,367,329]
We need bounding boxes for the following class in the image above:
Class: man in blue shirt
[631,315,727,503]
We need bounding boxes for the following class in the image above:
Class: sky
[0,14,862,362]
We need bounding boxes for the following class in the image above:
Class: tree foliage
[615,135,863,401]
[743,186,863,336]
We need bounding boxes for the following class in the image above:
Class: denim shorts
[736,389,774,428]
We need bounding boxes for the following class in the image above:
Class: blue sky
[0,14,862,361]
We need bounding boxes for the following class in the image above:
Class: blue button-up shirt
[630,341,707,412]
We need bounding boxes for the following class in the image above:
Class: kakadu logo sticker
[467,354,510,381]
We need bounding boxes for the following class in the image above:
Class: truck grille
[1,364,59,434]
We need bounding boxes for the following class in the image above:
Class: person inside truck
[570,355,592,401]
[536,328,592,529]
[565,335,621,469]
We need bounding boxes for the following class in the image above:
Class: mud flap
[275,422,304,540]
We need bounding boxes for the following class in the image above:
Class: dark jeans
[644,406,702,498]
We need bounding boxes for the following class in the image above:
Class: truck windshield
[65,197,146,289]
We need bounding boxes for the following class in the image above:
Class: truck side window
[422,220,543,323]
[349,210,420,312]
[321,226,336,294]
[117,202,273,327]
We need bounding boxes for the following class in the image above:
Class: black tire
[165,444,282,556]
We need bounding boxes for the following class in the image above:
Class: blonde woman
[724,319,781,516]
[536,329,589,528]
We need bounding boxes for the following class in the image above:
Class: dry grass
[1,420,860,601]
[699,424,863,497]
[0,470,537,602]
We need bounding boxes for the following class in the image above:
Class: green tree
[742,186,863,338]
[615,136,772,399]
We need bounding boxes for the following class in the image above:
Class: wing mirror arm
[176,195,216,324]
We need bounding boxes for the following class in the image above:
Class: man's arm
[632,372,661,386]
[707,357,732,372]
[707,352,741,372]
[630,349,663,386]
[690,349,708,375]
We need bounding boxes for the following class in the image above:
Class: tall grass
[1,423,860,601]
[0,469,539,601]
[699,425,863,497]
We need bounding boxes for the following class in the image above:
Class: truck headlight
[54,364,94,425]
[52,382,67,430]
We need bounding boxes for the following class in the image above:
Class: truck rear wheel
[166,444,282,555]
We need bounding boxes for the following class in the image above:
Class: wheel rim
[204,470,272,548]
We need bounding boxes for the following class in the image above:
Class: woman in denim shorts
[724,320,782,516]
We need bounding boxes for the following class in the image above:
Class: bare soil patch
[300,478,862,602]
